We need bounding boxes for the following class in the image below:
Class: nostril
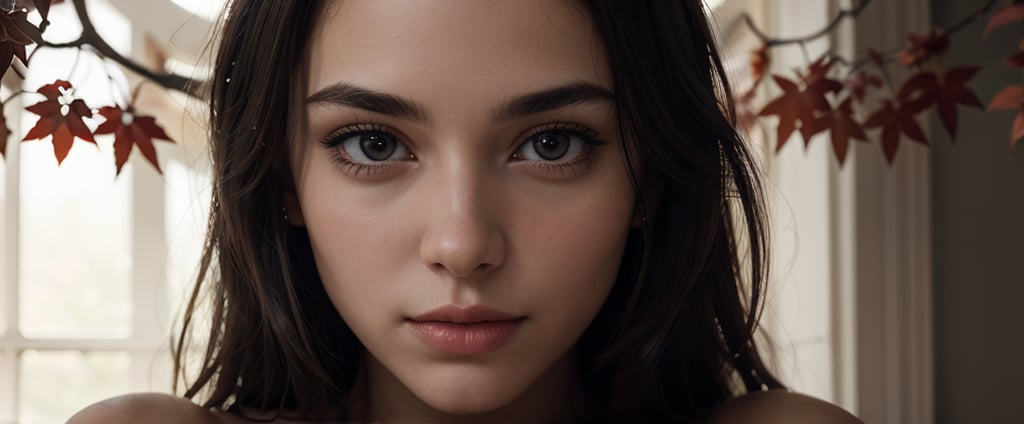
[430,261,494,278]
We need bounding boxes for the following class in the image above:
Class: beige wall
[931,1,1024,422]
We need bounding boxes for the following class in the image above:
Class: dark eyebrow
[306,83,431,123]
[305,81,615,123]
[492,82,615,121]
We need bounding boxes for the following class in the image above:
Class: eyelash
[317,121,607,178]
[319,123,410,177]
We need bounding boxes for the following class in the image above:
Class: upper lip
[408,305,523,323]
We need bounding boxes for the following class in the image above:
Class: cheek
[508,182,633,329]
[297,164,421,328]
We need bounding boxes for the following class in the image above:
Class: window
[0,1,211,421]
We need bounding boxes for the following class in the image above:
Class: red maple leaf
[868,48,886,68]
[819,98,867,165]
[898,29,950,68]
[897,67,984,138]
[0,9,41,78]
[864,100,928,164]
[94,105,174,175]
[750,43,770,83]
[845,70,883,104]
[33,0,67,22]
[23,80,96,165]
[759,72,842,150]
[799,55,837,85]
[1006,38,1024,68]
[985,4,1024,35]
[987,85,1024,151]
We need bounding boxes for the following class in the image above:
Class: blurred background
[0,0,1020,423]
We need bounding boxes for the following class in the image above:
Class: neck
[354,349,587,423]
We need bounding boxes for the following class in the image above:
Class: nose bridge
[419,154,505,279]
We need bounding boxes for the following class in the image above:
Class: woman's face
[291,0,634,416]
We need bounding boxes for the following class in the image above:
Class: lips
[406,305,525,356]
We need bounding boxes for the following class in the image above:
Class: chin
[405,365,530,415]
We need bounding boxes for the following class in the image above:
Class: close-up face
[290,0,635,416]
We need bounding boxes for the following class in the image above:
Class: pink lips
[406,305,525,356]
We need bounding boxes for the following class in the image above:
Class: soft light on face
[291,0,635,418]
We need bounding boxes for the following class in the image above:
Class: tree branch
[38,0,206,98]
[944,0,998,34]
[741,0,873,47]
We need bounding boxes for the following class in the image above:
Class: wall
[930,1,1024,423]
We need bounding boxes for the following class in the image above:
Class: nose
[418,162,506,279]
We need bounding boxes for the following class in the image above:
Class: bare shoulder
[706,390,863,424]
[67,392,226,424]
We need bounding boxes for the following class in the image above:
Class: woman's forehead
[306,0,610,110]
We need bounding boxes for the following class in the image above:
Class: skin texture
[289,0,634,421]
[65,390,864,424]
[65,1,866,422]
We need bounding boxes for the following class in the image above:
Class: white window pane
[19,350,130,424]
[1,153,6,336]
[18,142,133,339]
[0,350,14,423]
[165,161,211,310]
[16,0,134,340]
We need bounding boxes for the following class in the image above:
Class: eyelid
[515,122,604,147]
[319,122,415,176]
[511,122,606,161]
[319,122,408,148]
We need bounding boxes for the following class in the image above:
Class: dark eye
[337,131,411,163]
[358,133,399,161]
[531,133,571,160]
[513,129,594,164]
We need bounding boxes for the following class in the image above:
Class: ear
[283,187,306,227]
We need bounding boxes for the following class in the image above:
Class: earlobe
[283,190,306,227]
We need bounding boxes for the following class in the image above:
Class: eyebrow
[305,81,615,124]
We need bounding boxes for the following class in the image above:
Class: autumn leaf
[1006,38,1024,68]
[23,80,96,165]
[985,4,1024,35]
[987,85,1024,151]
[758,71,842,150]
[864,100,928,164]
[94,105,174,175]
[758,76,806,150]
[750,43,770,83]
[819,98,867,165]
[32,0,66,22]
[0,9,41,78]
[868,48,886,68]
[897,67,984,138]
[799,55,836,85]
[845,70,883,104]
[898,29,950,68]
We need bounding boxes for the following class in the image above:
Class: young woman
[72,0,860,422]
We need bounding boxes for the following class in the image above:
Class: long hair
[174,0,783,421]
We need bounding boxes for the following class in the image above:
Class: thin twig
[944,0,998,35]
[741,0,873,47]
[38,0,206,98]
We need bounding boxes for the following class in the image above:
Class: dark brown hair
[174,0,783,422]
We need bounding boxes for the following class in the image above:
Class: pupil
[360,134,396,161]
[533,133,569,160]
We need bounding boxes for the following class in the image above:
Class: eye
[339,131,410,163]
[511,122,604,165]
[320,123,415,166]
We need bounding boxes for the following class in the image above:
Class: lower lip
[407,318,525,356]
